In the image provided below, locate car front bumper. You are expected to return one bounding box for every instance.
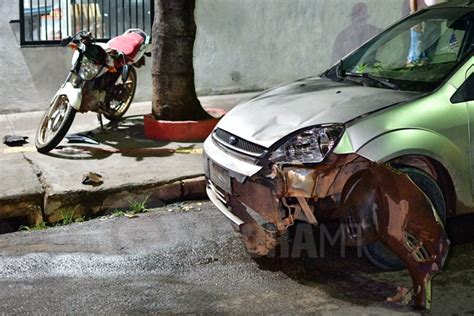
[203,136,368,235]
[203,134,450,309]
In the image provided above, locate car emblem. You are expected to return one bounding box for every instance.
[228,136,238,146]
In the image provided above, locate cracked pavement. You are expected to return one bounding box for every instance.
[0,95,258,228]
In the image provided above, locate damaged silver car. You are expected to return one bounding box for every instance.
[204,1,474,309]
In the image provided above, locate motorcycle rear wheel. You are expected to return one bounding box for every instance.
[35,95,76,154]
[104,66,137,121]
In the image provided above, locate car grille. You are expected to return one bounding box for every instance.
[213,128,266,157]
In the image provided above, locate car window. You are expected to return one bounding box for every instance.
[343,9,474,91]
[432,25,465,62]
[452,72,474,103]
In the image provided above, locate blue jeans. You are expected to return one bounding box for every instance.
[407,28,427,63]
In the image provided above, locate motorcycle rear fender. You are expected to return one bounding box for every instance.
[55,82,82,111]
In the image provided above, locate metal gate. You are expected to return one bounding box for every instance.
[19,0,154,46]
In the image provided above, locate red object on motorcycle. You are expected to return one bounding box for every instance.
[68,43,78,50]
[107,33,144,61]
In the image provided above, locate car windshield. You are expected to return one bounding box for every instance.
[332,8,474,92]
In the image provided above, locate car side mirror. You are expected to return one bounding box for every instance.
[451,73,474,103]
[468,74,474,101]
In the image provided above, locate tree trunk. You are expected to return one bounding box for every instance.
[151,0,211,121]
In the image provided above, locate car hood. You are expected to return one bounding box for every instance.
[216,77,421,148]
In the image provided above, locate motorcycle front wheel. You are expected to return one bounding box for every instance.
[35,95,76,153]
[104,66,137,121]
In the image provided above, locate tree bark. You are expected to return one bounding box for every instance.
[151,0,211,121]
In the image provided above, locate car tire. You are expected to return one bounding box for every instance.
[363,166,447,270]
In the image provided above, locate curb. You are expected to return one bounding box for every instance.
[45,175,207,223]
[1,176,208,226]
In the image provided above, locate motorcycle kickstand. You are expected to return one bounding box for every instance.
[97,113,105,132]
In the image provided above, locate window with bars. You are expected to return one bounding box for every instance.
[19,0,154,46]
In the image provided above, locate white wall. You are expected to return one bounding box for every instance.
[194,0,406,95]
[1,0,407,113]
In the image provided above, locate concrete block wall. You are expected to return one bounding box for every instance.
[1,0,407,113]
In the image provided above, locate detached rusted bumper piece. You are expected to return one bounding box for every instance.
[206,154,449,309]
[340,165,449,309]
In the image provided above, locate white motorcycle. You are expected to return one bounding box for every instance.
[35,29,151,153]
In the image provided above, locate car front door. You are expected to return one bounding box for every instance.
[452,60,474,200]
[465,65,474,197]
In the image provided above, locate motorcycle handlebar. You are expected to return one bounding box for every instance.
[60,30,93,47]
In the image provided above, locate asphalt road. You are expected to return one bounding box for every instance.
[0,201,473,314]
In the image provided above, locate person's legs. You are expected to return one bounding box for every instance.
[408,27,422,63]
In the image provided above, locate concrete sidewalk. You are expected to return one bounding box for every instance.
[0,93,257,229]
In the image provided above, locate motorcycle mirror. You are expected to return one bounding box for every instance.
[60,36,73,47]
[122,64,129,82]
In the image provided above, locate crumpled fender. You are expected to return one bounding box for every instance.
[53,82,82,111]
[340,165,450,309]
[355,128,470,208]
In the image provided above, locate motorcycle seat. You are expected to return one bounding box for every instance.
[107,33,144,60]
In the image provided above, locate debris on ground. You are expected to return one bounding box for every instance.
[82,172,104,186]
[386,287,414,305]
[66,134,99,145]
[196,256,219,265]
[166,201,203,212]
[3,135,28,147]
[181,205,194,212]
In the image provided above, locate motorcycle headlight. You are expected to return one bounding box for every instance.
[269,126,344,164]
[78,57,102,80]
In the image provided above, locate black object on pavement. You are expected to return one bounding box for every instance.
[3,135,28,147]
[82,172,104,186]
[66,134,99,145]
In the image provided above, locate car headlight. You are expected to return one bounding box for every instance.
[269,126,344,164]
[78,57,102,80]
